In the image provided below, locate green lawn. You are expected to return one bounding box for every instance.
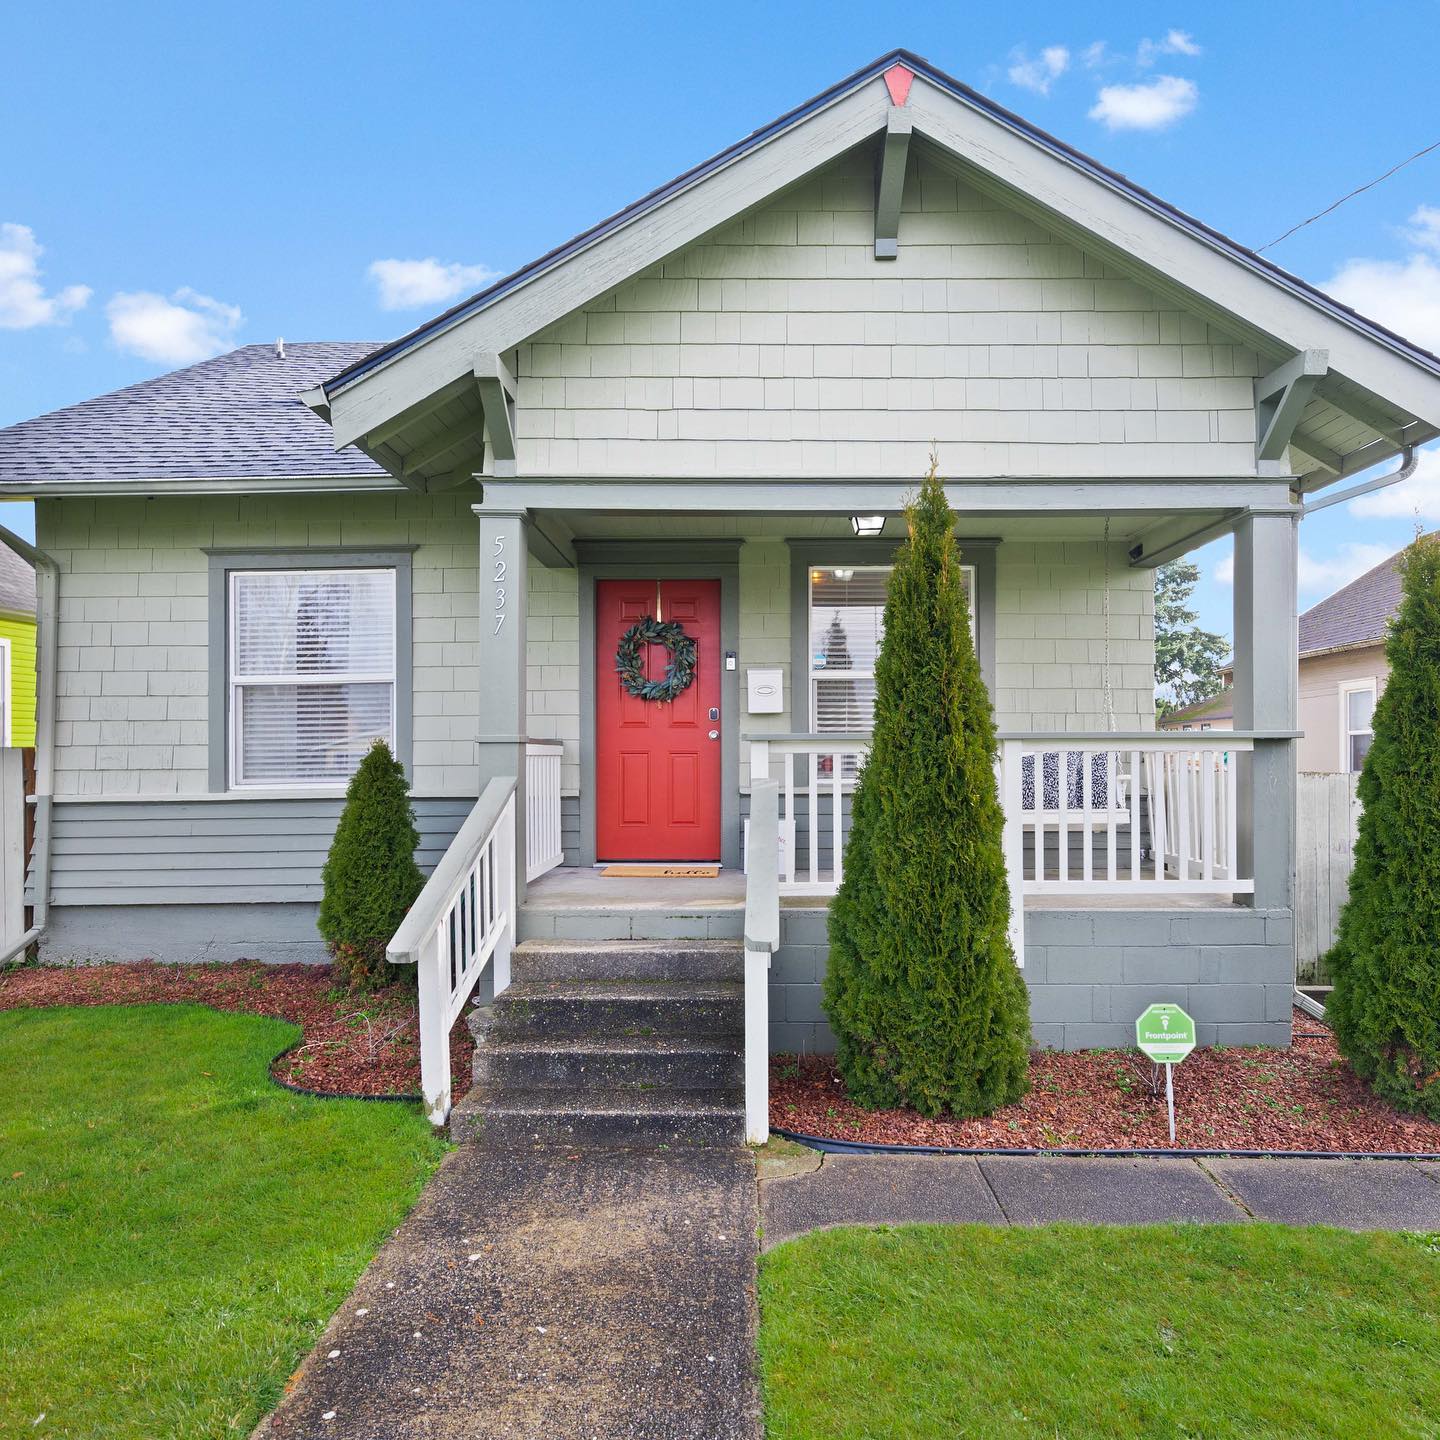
[0,1004,445,1439]
[761,1223,1440,1439]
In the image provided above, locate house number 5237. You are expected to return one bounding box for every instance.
[492,534,507,635]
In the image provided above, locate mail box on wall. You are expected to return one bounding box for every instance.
[746,668,783,714]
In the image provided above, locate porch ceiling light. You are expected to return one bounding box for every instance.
[850,515,885,537]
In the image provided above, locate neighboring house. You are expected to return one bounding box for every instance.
[1158,689,1235,734]
[0,543,37,747]
[2,52,1439,1127]
[1295,542,1420,773]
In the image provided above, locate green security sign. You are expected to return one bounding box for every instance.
[1135,1003,1196,1064]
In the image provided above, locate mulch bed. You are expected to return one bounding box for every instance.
[0,961,473,1104]
[772,1012,1440,1154]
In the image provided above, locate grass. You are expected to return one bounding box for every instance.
[0,1004,446,1439]
[760,1223,1440,1439]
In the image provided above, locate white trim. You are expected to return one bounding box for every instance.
[0,636,12,748]
[1337,676,1378,774]
[227,567,398,791]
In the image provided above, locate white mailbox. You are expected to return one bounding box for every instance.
[746,668,783,714]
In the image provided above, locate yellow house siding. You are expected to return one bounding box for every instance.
[0,612,37,746]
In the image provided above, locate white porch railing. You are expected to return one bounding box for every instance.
[749,734,869,896]
[387,777,517,1125]
[743,778,781,1144]
[525,739,564,882]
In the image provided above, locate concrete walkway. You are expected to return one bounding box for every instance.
[760,1151,1440,1247]
[259,1145,760,1440]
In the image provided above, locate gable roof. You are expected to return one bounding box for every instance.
[314,48,1440,486]
[1297,539,1429,657]
[0,544,35,619]
[1159,688,1235,727]
[0,343,390,491]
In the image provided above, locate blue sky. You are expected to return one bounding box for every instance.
[3,1,1439,643]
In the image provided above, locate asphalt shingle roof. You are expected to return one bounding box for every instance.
[1296,540,1427,657]
[0,544,35,618]
[0,343,388,485]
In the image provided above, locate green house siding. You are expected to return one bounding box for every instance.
[0,613,37,746]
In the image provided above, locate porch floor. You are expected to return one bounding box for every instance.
[523,868,1244,912]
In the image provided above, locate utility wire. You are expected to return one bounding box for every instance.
[1256,138,1440,252]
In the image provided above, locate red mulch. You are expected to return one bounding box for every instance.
[0,961,473,1104]
[772,1013,1440,1154]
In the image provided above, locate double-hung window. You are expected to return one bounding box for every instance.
[1340,680,1376,774]
[807,564,976,732]
[229,568,396,788]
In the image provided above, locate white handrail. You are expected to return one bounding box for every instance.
[743,778,780,1145]
[525,739,564,882]
[388,776,517,1125]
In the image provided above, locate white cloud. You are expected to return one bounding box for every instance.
[1403,204,1440,252]
[1138,29,1202,66]
[106,288,242,365]
[367,257,501,310]
[0,223,91,330]
[1324,251,1440,357]
[1089,75,1198,131]
[1008,45,1070,96]
[1214,540,1395,597]
[1080,41,1109,69]
[1349,445,1440,522]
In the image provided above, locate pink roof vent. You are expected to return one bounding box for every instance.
[883,63,914,107]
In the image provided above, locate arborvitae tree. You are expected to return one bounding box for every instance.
[318,740,425,991]
[823,461,1032,1116]
[1326,533,1440,1117]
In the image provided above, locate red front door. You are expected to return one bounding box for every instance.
[596,578,722,862]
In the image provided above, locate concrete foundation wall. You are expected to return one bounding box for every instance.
[769,904,1295,1054]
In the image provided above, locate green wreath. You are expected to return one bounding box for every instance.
[615,615,698,703]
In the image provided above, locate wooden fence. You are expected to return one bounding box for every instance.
[0,750,28,954]
[1295,772,1362,983]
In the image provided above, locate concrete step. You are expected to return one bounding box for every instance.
[510,939,744,984]
[451,1086,745,1148]
[517,906,743,943]
[473,1034,744,1092]
[491,979,743,1042]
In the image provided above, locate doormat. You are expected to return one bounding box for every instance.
[600,863,721,879]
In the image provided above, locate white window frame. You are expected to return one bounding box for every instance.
[807,562,976,733]
[227,567,397,792]
[1338,677,1378,774]
[0,636,11,748]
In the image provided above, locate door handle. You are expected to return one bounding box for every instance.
[708,730,719,740]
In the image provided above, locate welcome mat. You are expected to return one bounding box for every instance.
[600,863,721,879]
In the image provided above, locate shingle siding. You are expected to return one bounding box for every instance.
[514,150,1260,479]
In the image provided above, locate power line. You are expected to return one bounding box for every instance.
[1256,138,1440,253]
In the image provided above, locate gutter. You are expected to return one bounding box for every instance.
[0,521,57,963]
[1301,445,1418,516]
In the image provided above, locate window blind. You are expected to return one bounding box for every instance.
[230,569,396,786]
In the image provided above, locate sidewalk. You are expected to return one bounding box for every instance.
[259,1145,760,1440]
[760,1151,1440,1247]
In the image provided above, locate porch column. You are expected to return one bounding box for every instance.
[476,506,530,897]
[1231,510,1299,910]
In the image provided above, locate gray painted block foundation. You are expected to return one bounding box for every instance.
[41,902,330,965]
[769,904,1296,1054]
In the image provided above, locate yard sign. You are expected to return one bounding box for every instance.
[1135,1003,1196,1144]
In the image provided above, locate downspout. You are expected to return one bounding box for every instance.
[1301,445,1418,516]
[0,520,57,963]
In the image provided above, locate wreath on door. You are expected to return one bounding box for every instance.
[615,615,698,703]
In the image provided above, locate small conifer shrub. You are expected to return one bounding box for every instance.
[318,740,425,991]
[1326,533,1440,1117]
[823,460,1032,1117]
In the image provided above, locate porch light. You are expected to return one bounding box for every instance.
[850,515,885,537]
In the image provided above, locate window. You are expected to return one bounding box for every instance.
[808,564,975,732]
[229,568,396,788]
[1340,681,1376,773]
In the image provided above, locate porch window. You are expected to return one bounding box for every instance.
[228,568,396,787]
[807,564,975,732]
[1340,681,1376,773]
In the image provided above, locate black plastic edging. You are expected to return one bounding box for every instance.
[268,1040,423,1105]
[772,1126,1440,1163]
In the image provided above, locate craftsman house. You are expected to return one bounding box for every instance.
[2,52,1438,1137]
